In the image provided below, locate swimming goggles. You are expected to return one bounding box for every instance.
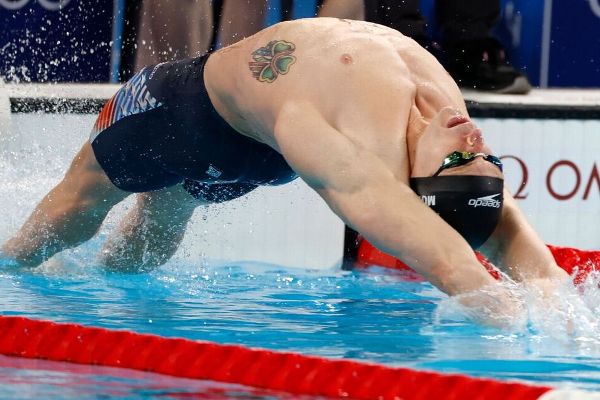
[433,151,503,176]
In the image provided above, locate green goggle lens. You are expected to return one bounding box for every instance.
[433,151,503,176]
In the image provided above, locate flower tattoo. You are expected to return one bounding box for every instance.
[248,40,297,83]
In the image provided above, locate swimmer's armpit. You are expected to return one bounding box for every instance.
[248,40,297,83]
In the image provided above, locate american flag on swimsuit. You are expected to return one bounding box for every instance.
[89,67,163,142]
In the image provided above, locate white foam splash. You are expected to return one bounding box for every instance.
[435,272,600,355]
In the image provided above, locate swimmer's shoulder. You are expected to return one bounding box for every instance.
[212,18,412,61]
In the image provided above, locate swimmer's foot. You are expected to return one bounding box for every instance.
[443,37,532,95]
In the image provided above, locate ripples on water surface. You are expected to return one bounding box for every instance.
[1,259,600,397]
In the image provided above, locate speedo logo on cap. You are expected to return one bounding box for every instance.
[468,193,501,208]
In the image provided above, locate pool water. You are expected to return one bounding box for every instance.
[1,257,600,397]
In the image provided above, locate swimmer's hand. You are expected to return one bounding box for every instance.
[523,276,600,337]
[453,284,527,330]
[455,277,600,335]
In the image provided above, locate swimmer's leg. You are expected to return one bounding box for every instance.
[99,184,200,272]
[99,181,258,272]
[1,142,130,267]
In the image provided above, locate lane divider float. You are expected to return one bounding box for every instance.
[0,315,563,400]
[354,238,599,285]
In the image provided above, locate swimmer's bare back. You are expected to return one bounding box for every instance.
[204,17,466,168]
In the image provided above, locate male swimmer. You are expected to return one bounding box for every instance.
[2,18,568,325]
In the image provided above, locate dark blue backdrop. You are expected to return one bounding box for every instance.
[422,0,600,87]
[0,0,113,82]
[546,0,600,87]
[2,0,598,87]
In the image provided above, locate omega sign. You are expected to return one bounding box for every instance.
[501,155,600,201]
[0,0,71,10]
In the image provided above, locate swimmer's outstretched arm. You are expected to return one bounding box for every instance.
[479,189,569,282]
[274,102,498,297]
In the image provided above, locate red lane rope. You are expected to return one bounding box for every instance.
[0,316,551,400]
[356,239,600,285]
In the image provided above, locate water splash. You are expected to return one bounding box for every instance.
[435,273,600,357]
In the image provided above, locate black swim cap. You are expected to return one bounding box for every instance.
[409,176,504,249]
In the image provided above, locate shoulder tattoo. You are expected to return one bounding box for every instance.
[248,40,297,83]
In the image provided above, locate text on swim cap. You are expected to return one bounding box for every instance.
[420,195,436,206]
[468,193,501,208]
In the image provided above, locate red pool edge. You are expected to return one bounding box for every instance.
[345,226,600,285]
[0,315,553,400]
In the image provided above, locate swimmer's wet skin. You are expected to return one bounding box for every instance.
[1,18,571,328]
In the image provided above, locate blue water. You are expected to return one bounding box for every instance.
[2,257,600,398]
